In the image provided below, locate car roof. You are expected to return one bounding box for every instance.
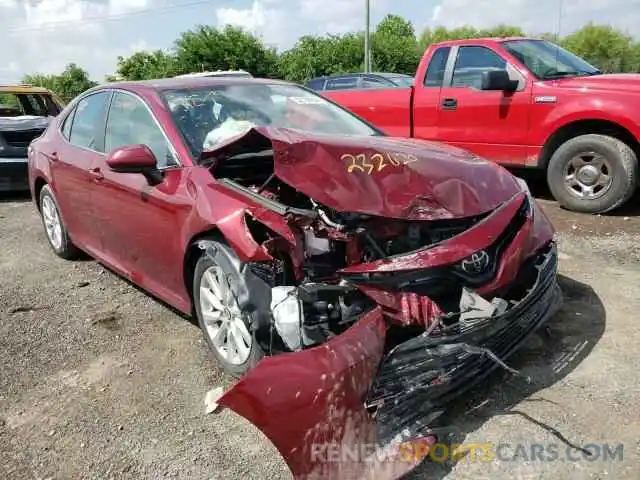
[372,72,412,78]
[0,84,54,94]
[96,76,293,95]
[309,72,406,81]
[432,36,538,47]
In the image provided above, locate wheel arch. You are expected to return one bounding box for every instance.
[33,176,48,211]
[182,227,223,311]
[539,119,640,170]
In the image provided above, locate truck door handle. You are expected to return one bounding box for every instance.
[89,167,104,181]
[441,98,458,110]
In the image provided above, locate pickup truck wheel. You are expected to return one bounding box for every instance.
[547,134,638,214]
[193,244,264,378]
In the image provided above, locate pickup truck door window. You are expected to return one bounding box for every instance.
[51,91,111,256]
[413,46,451,140]
[435,45,531,165]
[91,91,186,306]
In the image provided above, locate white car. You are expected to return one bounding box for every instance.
[175,70,253,79]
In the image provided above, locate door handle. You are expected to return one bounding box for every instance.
[89,167,104,181]
[47,151,59,162]
[441,98,458,110]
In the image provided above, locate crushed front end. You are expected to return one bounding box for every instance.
[201,127,562,479]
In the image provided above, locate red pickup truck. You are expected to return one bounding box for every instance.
[324,37,640,214]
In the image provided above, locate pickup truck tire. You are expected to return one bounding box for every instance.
[547,134,638,214]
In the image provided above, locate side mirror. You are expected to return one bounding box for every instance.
[481,70,518,92]
[106,144,163,185]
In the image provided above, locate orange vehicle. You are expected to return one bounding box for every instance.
[0,84,64,192]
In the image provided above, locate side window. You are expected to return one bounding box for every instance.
[68,91,110,150]
[61,108,75,140]
[361,77,389,89]
[424,47,451,87]
[326,76,359,90]
[451,46,506,89]
[105,92,177,168]
[306,78,326,91]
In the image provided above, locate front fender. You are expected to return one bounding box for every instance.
[217,308,435,479]
[534,96,640,146]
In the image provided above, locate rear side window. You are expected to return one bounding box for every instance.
[361,76,390,89]
[326,76,359,90]
[451,46,506,88]
[424,47,451,87]
[306,78,326,91]
[68,91,110,151]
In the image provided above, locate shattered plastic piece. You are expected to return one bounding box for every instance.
[458,287,497,323]
[204,386,225,414]
[271,286,303,351]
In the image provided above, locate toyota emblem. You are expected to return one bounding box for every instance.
[460,250,490,274]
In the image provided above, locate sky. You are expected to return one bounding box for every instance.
[0,0,638,83]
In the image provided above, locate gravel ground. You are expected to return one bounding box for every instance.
[1,184,639,480]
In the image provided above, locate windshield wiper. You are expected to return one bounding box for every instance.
[542,69,601,80]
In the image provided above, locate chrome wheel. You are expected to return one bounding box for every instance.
[42,195,63,250]
[199,266,252,365]
[563,152,612,199]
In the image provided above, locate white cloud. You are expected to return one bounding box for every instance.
[215,0,390,48]
[2,0,639,83]
[0,0,150,82]
[430,0,639,36]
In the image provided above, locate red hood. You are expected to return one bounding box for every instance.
[206,126,522,220]
[552,73,640,93]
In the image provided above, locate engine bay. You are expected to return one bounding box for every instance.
[208,148,501,354]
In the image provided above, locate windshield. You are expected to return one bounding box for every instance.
[162,83,379,157]
[502,39,600,80]
[389,76,415,87]
[0,92,61,118]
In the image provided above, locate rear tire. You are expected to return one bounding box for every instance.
[193,242,264,378]
[39,184,81,260]
[547,134,638,214]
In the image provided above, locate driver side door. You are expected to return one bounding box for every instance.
[90,90,188,307]
[434,45,532,166]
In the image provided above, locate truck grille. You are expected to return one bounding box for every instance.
[1,129,45,148]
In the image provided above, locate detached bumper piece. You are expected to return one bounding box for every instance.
[367,243,562,445]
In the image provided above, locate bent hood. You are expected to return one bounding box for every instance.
[205,126,522,220]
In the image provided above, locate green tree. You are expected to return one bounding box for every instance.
[562,23,638,72]
[115,50,178,81]
[22,63,97,102]
[372,14,421,74]
[174,25,278,77]
[278,33,364,83]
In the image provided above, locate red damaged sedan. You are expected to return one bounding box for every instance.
[28,77,561,478]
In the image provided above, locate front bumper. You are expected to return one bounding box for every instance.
[0,157,29,192]
[369,242,562,444]
[216,243,562,479]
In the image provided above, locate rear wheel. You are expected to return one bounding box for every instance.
[547,134,638,214]
[193,243,263,378]
[39,184,80,259]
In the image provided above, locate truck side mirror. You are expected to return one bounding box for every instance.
[481,70,518,92]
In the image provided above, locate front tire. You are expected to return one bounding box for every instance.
[193,244,263,378]
[39,184,80,259]
[547,134,638,214]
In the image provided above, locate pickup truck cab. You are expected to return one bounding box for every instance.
[324,38,640,214]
